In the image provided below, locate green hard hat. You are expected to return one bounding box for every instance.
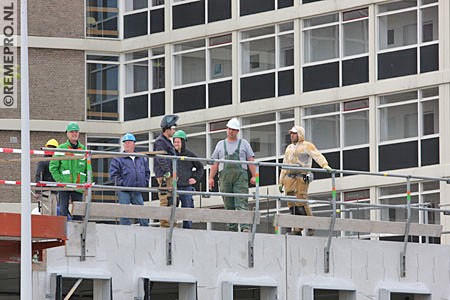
[66,122,80,132]
[173,130,187,140]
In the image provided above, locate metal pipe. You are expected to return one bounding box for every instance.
[20,0,32,298]
[81,151,93,261]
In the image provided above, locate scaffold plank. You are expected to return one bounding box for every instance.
[72,202,259,225]
[274,214,442,237]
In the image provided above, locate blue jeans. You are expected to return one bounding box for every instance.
[178,186,194,229]
[58,191,83,221]
[118,191,149,226]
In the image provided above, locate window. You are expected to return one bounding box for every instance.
[172,0,231,29]
[303,285,356,300]
[378,181,440,243]
[52,274,112,299]
[86,0,118,38]
[239,0,293,17]
[173,35,232,112]
[303,8,369,92]
[139,278,197,300]
[86,54,119,121]
[303,99,370,178]
[377,0,438,79]
[222,282,277,300]
[124,48,166,121]
[123,0,164,38]
[240,22,294,102]
[378,87,439,171]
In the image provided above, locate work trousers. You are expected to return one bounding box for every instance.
[178,186,195,229]
[283,176,312,233]
[219,168,249,232]
[157,176,174,227]
[58,191,83,221]
[117,191,149,226]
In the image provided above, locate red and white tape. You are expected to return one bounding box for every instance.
[0,180,93,189]
[0,147,86,157]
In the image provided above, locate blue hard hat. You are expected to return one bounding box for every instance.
[122,133,136,142]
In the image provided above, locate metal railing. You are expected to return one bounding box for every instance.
[2,146,450,275]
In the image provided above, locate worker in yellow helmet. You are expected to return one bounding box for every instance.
[34,138,59,215]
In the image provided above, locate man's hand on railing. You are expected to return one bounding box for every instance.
[250,176,256,185]
[323,165,333,172]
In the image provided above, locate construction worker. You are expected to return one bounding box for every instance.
[279,126,332,236]
[49,122,89,220]
[172,130,204,229]
[35,139,59,215]
[208,118,257,232]
[109,133,150,226]
[153,114,178,227]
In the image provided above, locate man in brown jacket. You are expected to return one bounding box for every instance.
[279,126,332,235]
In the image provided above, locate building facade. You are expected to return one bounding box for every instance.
[0,0,449,243]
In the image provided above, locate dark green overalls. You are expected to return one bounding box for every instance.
[219,139,250,232]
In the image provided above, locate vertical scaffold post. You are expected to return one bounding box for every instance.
[400,176,412,277]
[81,151,93,261]
[324,171,337,273]
[248,162,260,268]
[166,157,178,265]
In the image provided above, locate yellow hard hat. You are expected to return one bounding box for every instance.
[45,139,59,148]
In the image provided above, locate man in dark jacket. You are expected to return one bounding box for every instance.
[153,114,178,227]
[110,133,150,226]
[172,130,204,229]
[35,138,59,215]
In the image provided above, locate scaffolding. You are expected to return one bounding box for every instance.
[1,146,449,277]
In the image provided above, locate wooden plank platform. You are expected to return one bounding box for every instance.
[73,203,259,225]
[274,214,442,237]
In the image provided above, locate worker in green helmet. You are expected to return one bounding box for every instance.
[49,122,89,220]
[172,130,204,229]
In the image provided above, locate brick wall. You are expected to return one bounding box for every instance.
[0,131,86,203]
[0,48,85,121]
[29,0,84,38]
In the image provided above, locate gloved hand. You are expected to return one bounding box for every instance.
[163,172,171,179]
[278,184,284,193]
[323,166,333,172]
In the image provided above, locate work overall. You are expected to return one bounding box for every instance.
[219,140,250,232]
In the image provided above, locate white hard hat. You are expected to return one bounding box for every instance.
[289,126,298,133]
[226,118,240,130]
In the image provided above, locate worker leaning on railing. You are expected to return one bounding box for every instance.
[153,114,179,228]
[279,125,332,236]
[49,122,90,220]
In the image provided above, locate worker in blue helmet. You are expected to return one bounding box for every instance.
[153,114,179,227]
[109,133,150,226]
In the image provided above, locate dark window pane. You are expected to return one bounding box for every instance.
[150,8,164,34]
[278,0,293,8]
[303,0,323,3]
[312,151,340,180]
[240,0,274,16]
[343,147,369,174]
[150,91,165,117]
[342,56,369,86]
[421,138,439,166]
[420,44,438,73]
[240,73,275,102]
[303,62,339,92]
[278,69,294,96]
[124,94,148,121]
[173,85,206,112]
[124,11,148,38]
[378,48,417,80]
[379,141,418,171]
[209,80,232,108]
[172,0,205,29]
[208,0,231,22]
[258,159,276,186]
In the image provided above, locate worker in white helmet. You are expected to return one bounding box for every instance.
[209,118,257,232]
